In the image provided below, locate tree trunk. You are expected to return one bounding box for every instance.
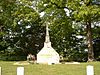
[86,21,94,62]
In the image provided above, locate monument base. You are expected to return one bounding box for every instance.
[37,42,59,64]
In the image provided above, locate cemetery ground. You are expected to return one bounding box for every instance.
[0,61,100,75]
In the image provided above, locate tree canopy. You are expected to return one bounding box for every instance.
[0,0,100,61]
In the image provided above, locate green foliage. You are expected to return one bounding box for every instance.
[0,0,45,60]
[67,0,100,61]
[67,0,100,22]
[0,0,100,61]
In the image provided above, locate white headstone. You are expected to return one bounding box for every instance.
[86,65,94,75]
[17,67,24,75]
[0,67,1,75]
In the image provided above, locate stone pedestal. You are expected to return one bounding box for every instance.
[37,42,59,64]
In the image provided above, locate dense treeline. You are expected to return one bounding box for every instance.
[0,0,100,61]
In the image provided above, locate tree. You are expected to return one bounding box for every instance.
[36,0,100,61]
[36,0,74,57]
[0,0,45,60]
[67,0,100,61]
[36,0,88,62]
[0,0,16,55]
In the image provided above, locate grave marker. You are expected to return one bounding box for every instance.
[17,67,24,75]
[0,67,1,75]
[87,65,94,75]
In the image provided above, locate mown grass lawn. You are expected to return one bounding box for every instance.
[0,61,100,75]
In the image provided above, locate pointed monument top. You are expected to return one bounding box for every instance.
[45,23,50,43]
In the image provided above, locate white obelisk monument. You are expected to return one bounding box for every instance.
[37,23,60,64]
